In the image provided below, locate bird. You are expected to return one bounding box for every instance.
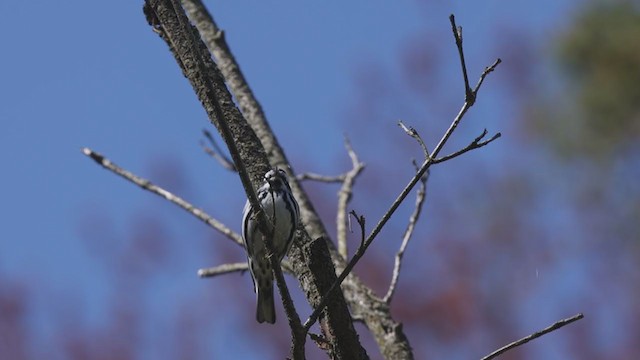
[242,169,299,323]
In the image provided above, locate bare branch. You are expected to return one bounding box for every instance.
[200,129,237,171]
[303,210,367,333]
[382,122,432,303]
[450,14,501,105]
[144,3,306,355]
[481,313,584,360]
[295,137,365,261]
[473,58,502,98]
[296,173,345,183]
[398,120,430,159]
[450,14,474,104]
[359,28,499,261]
[198,262,247,278]
[82,147,243,246]
[383,161,428,303]
[181,1,370,357]
[432,129,502,164]
[337,137,365,260]
[198,259,295,279]
[303,16,501,332]
[350,210,366,249]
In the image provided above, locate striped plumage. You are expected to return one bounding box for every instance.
[242,169,299,324]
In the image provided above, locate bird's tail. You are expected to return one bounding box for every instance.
[256,283,276,324]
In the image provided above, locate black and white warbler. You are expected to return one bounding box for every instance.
[242,169,300,324]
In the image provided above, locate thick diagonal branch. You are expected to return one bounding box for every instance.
[181,1,369,358]
[144,1,305,357]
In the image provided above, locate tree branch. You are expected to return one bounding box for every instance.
[450,14,474,104]
[303,14,501,332]
[144,2,305,357]
[398,120,430,158]
[297,173,345,183]
[360,24,500,273]
[198,259,295,278]
[481,313,584,360]
[337,137,365,260]
[381,123,431,303]
[176,4,499,360]
[303,211,367,333]
[180,1,368,358]
[295,137,365,261]
[432,128,501,164]
[198,262,247,278]
[200,129,236,171]
[82,147,243,246]
[383,160,428,303]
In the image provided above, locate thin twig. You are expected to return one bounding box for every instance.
[351,211,366,249]
[450,14,473,104]
[398,120,430,158]
[302,15,502,331]
[481,313,584,360]
[82,147,243,246]
[471,59,501,100]
[383,123,431,303]
[201,129,236,171]
[383,121,432,302]
[198,262,247,277]
[383,161,428,303]
[450,14,501,105]
[296,173,345,183]
[296,137,365,261]
[433,129,501,164]
[337,137,365,260]
[198,259,294,278]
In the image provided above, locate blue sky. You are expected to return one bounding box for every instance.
[1,1,590,358]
